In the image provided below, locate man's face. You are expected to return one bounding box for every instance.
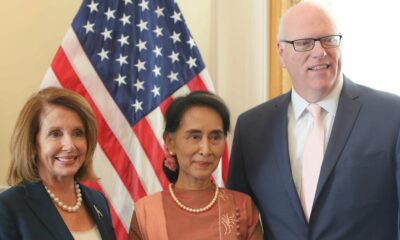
[278,7,342,102]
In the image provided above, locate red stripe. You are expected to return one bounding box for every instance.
[110,205,129,240]
[82,181,128,240]
[159,96,173,116]
[51,47,146,201]
[187,74,208,91]
[133,118,169,189]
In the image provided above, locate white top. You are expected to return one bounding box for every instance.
[70,225,102,240]
[288,77,343,195]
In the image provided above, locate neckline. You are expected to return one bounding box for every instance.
[168,183,219,213]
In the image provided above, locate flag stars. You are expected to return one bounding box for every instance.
[187,37,196,49]
[136,39,147,52]
[123,0,133,6]
[151,85,161,97]
[155,6,165,18]
[171,11,182,23]
[168,51,179,63]
[101,28,112,40]
[153,46,163,58]
[153,26,163,37]
[97,48,109,61]
[133,79,145,92]
[138,0,150,11]
[136,19,148,32]
[134,59,146,72]
[117,34,129,47]
[167,71,179,82]
[186,57,197,69]
[152,65,161,77]
[87,0,99,13]
[170,31,181,43]
[116,54,128,66]
[132,99,143,112]
[119,14,131,26]
[83,21,95,34]
[104,8,116,20]
[114,74,127,87]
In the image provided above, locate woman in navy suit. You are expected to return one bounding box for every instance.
[0,87,116,240]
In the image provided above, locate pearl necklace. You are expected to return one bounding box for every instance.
[44,182,82,213]
[168,183,219,213]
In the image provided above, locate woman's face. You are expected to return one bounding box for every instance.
[165,106,226,186]
[36,104,87,184]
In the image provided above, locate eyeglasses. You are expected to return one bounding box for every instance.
[280,35,342,52]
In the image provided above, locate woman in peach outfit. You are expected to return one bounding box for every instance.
[129,91,263,240]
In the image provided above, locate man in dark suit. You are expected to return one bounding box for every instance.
[227,2,400,239]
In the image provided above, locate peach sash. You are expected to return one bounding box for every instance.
[135,192,168,240]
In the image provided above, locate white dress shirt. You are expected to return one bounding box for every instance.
[288,77,343,195]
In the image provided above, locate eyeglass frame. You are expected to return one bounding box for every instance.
[280,34,342,52]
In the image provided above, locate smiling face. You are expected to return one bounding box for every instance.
[164,106,226,187]
[278,3,342,103]
[36,104,87,184]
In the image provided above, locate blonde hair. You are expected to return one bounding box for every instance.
[7,87,98,186]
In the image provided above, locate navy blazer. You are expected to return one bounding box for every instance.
[228,76,400,239]
[0,181,116,240]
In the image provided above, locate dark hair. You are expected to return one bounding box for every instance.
[163,91,230,182]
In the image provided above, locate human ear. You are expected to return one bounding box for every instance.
[163,132,176,153]
[277,42,287,68]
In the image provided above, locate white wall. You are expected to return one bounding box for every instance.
[0,1,82,186]
[306,0,400,95]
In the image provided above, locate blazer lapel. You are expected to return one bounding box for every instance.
[80,185,110,239]
[272,93,307,223]
[24,182,73,240]
[314,78,361,204]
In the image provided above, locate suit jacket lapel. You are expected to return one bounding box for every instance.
[24,182,73,240]
[272,93,307,223]
[314,78,361,204]
[80,185,110,239]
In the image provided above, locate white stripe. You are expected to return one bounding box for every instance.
[41,68,61,88]
[59,27,163,194]
[94,146,134,232]
[212,160,225,187]
[146,107,165,151]
[145,83,193,151]
[199,69,215,92]
[172,84,191,97]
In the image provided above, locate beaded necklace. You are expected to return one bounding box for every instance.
[168,183,219,213]
[44,182,82,213]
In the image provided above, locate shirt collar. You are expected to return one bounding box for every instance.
[291,75,343,120]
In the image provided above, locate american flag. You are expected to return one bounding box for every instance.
[41,0,229,239]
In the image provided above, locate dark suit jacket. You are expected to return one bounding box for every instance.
[228,76,400,239]
[0,181,116,240]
